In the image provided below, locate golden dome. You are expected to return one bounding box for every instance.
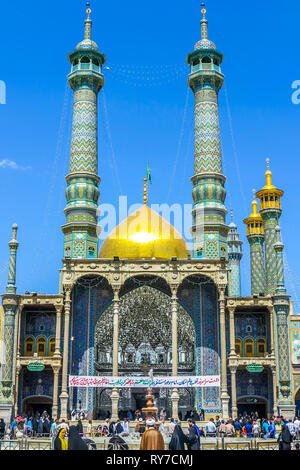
[243,192,264,236]
[256,159,283,212]
[99,204,190,260]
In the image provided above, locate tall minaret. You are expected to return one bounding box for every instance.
[256,159,283,294]
[186,3,228,260]
[62,3,106,259]
[243,192,266,295]
[0,224,19,421]
[228,212,243,297]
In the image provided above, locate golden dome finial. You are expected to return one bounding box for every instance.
[84,2,92,40]
[143,178,148,206]
[251,190,259,216]
[265,157,273,187]
[200,2,208,39]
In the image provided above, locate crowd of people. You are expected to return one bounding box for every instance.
[0,410,300,451]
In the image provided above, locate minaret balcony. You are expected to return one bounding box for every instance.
[71,63,101,73]
[191,62,221,74]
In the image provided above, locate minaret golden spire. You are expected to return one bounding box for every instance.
[84,2,92,40]
[143,178,148,206]
[251,189,259,216]
[201,3,208,39]
[265,157,273,188]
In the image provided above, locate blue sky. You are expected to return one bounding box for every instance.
[0,0,300,305]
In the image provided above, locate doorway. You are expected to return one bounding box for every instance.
[237,399,267,418]
[23,396,53,417]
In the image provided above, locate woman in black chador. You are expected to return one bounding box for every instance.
[278,425,293,451]
[68,426,88,451]
[169,424,187,451]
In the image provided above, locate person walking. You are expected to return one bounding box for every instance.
[244,421,253,438]
[278,425,293,450]
[286,419,296,438]
[140,419,165,450]
[253,420,259,438]
[115,419,123,435]
[68,426,88,450]
[225,420,235,437]
[186,420,200,450]
[51,419,58,449]
[38,416,44,437]
[168,418,176,436]
[169,424,187,451]
[54,428,68,451]
[262,420,270,439]
[206,418,217,437]
[77,419,84,437]
[218,420,226,438]
[294,417,300,439]
[269,420,276,439]
[0,419,5,440]
[122,418,130,434]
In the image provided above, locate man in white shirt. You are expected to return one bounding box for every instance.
[206,419,217,436]
[122,418,130,434]
[286,419,296,437]
[294,417,300,439]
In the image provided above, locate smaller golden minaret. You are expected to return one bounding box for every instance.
[256,159,284,294]
[243,191,266,295]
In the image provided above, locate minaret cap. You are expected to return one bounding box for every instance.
[243,190,264,236]
[75,2,99,51]
[256,158,284,211]
[194,3,216,50]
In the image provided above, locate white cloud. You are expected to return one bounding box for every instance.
[0,159,31,170]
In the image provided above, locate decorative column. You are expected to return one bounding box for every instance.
[268,307,275,357]
[256,160,283,295]
[271,365,278,416]
[111,289,120,421]
[54,305,63,357]
[14,364,21,416]
[186,4,229,260]
[52,365,61,420]
[228,307,236,357]
[59,287,72,419]
[243,192,266,295]
[219,288,229,418]
[229,365,238,418]
[272,225,295,417]
[62,4,105,259]
[171,289,179,420]
[0,224,19,422]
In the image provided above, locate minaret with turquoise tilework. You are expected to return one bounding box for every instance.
[227,213,243,297]
[256,159,283,294]
[0,224,19,421]
[243,192,266,295]
[186,3,228,260]
[273,228,294,414]
[6,224,19,295]
[62,3,106,259]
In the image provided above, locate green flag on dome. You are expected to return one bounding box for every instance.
[147,162,152,184]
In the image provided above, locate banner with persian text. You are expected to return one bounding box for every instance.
[69,375,220,388]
